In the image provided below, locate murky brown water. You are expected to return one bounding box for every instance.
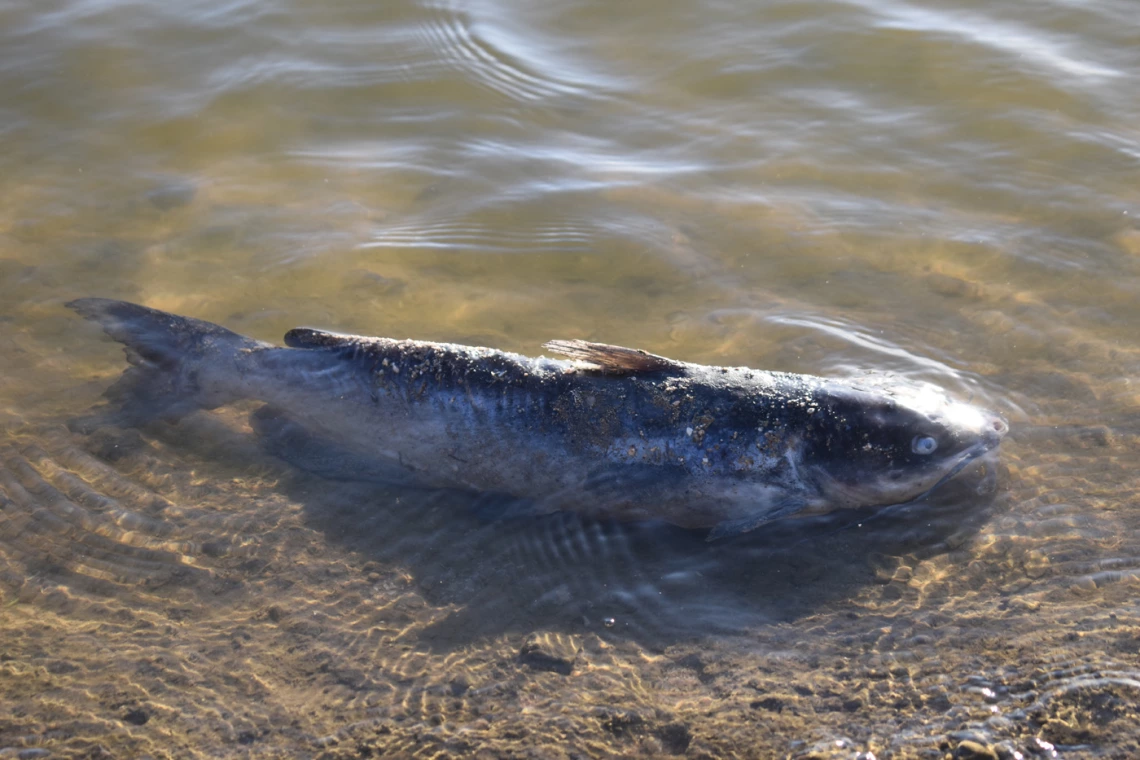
[3,0,1140,758]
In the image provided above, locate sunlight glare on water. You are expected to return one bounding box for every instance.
[1,0,1140,757]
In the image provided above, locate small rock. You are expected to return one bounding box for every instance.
[945,531,972,550]
[655,723,691,755]
[926,272,984,299]
[926,693,953,711]
[82,427,146,462]
[596,708,644,737]
[792,736,857,759]
[749,696,785,712]
[518,632,580,675]
[17,750,53,760]
[1071,425,1113,448]
[343,269,406,298]
[1025,737,1057,757]
[122,708,150,725]
[992,741,1022,760]
[146,178,197,210]
[955,740,999,760]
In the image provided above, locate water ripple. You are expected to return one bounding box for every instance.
[361,216,596,252]
[0,427,209,591]
[417,0,605,104]
[846,0,1122,82]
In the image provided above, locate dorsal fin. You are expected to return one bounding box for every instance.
[284,327,359,349]
[543,339,682,375]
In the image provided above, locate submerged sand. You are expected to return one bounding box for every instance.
[1,390,1138,759]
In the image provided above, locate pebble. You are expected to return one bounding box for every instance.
[518,632,581,675]
[954,740,999,760]
[1025,737,1057,758]
[655,722,692,755]
[992,741,1024,760]
[145,177,197,210]
[949,730,992,746]
[122,708,150,725]
[925,272,985,299]
[1069,576,1097,593]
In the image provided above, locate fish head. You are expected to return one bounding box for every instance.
[800,380,1008,511]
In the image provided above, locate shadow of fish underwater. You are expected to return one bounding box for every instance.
[68,299,1008,540]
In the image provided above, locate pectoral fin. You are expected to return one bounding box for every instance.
[706,496,808,541]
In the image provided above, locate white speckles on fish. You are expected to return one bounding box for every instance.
[68,299,1008,539]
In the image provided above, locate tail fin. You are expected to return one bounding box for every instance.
[68,298,263,428]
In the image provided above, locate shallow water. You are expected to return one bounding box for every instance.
[2,0,1140,758]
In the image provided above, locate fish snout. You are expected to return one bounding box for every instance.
[984,415,1009,446]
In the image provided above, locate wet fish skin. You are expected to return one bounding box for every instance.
[68,298,1007,538]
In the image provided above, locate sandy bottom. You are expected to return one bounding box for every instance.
[1,399,1139,760]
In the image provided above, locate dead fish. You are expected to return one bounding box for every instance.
[68,298,1008,540]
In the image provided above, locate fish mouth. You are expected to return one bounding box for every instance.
[905,422,1007,505]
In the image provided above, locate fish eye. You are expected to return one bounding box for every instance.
[912,435,938,455]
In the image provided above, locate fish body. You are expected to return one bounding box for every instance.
[69,299,1008,538]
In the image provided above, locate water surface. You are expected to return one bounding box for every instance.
[2,0,1140,757]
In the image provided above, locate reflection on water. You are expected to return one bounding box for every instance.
[2,0,1140,756]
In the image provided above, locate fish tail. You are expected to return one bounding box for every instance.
[68,298,263,427]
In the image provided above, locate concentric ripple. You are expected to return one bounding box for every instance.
[416,0,604,104]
